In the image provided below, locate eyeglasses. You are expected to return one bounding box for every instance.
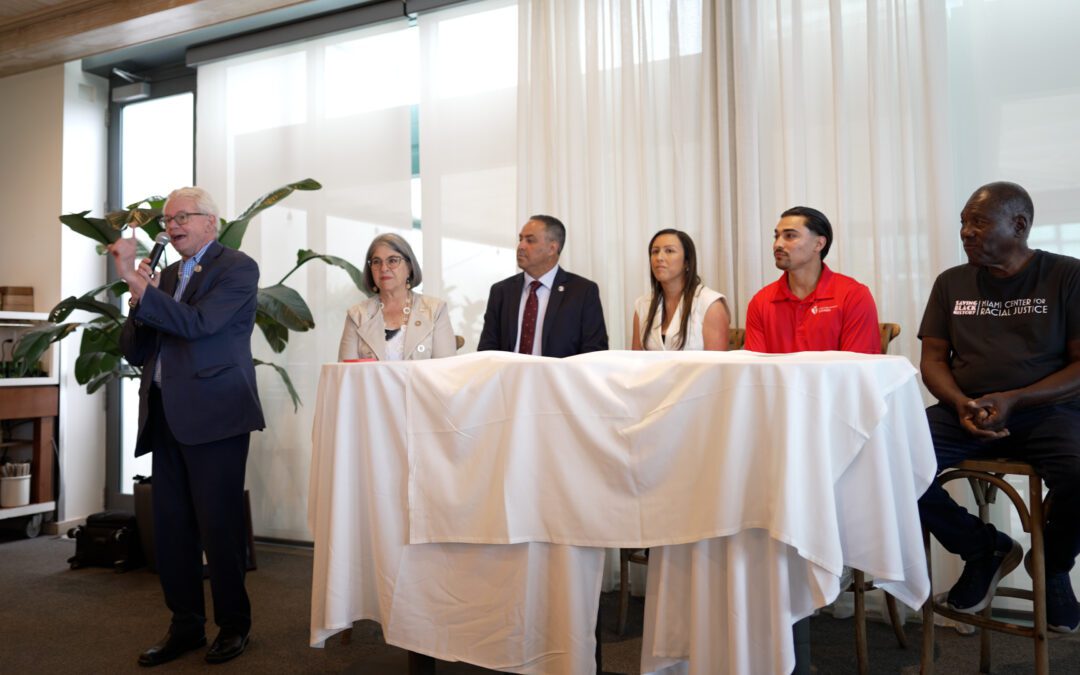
[368,256,405,269]
[159,212,209,227]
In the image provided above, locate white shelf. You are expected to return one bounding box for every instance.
[0,310,49,325]
[0,376,59,387]
[0,310,59,386]
[0,500,55,520]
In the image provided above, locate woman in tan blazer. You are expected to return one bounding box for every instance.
[337,233,456,361]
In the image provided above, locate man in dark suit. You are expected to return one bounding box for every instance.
[109,187,265,667]
[478,215,608,356]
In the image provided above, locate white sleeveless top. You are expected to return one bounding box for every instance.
[634,284,725,351]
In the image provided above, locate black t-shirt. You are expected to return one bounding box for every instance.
[918,250,1080,398]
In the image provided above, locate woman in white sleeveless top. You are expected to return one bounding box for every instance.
[631,229,730,351]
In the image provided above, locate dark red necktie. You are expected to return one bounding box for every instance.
[518,280,542,354]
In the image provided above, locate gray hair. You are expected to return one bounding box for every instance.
[363,232,422,294]
[164,187,220,219]
[528,214,566,254]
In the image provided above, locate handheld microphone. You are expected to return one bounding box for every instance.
[148,233,171,277]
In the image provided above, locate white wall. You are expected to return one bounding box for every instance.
[0,67,63,302]
[0,63,109,526]
[58,62,109,525]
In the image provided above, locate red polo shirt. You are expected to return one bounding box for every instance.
[744,264,880,354]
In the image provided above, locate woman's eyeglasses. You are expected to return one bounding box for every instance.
[368,256,405,269]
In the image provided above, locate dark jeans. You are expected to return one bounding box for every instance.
[147,385,252,637]
[918,401,1080,574]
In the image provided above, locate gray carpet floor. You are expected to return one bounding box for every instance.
[1,532,1078,674]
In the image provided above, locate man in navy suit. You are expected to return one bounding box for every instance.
[110,187,265,667]
[478,215,608,356]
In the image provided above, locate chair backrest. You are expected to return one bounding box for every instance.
[879,323,901,355]
[728,327,745,351]
[455,335,465,351]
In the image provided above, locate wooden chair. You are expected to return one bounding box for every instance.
[879,322,901,356]
[616,326,746,634]
[920,460,1048,675]
[728,327,745,350]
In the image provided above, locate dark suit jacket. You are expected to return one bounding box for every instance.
[120,241,266,454]
[477,267,608,357]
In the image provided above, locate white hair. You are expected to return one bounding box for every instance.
[164,187,220,219]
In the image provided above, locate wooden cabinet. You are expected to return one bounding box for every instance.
[0,385,58,503]
[0,312,59,531]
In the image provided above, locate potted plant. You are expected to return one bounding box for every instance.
[13,179,363,409]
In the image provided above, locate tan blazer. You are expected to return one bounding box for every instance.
[337,292,456,361]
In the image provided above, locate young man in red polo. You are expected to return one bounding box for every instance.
[743,205,881,673]
[745,206,880,354]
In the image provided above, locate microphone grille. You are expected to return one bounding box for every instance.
[154,232,171,244]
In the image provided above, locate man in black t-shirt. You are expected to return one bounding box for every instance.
[918,181,1080,633]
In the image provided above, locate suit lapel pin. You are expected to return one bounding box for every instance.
[194,264,203,273]
[558,285,564,292]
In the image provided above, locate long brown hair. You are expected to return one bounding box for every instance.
[641,229,701,350]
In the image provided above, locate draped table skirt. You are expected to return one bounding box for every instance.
[308,350,935,674]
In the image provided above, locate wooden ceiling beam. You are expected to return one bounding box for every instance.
[0,0,316,79]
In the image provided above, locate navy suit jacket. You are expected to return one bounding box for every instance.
[477,267,608,357]
[120,241,265,454]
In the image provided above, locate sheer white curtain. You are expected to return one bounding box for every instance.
[519,0,723,348]
[198,21,419,539]
[519,0,952,359]
[418,0,519,349]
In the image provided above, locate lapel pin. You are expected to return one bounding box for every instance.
[194,264,203,273]
[558,285,565,292]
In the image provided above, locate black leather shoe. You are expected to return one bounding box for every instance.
[138,631,207,667]
[205,630,249,664]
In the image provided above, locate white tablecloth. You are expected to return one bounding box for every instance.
[308,350,935,674]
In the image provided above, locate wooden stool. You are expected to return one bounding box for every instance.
[851,570,908,673]
[920,459,1048,675]
[617,547,648,634]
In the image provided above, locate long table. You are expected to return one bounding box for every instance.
[308,350,936,674]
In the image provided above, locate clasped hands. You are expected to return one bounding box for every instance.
[958,392,1016,440]
[107,233,159,304]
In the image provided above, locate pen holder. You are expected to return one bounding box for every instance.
[1,474,31,508]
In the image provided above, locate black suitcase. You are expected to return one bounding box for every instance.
[67,510,146,572]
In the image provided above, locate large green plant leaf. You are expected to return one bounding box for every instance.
[81,279,129,302]
[61,211,120,246]
[50,292,124,324]
[257,285,314,332]
[71,318,129,387]
[255,314,290,353]
[10,323,79,376]
[74,352,121,386]
[100,195,167,241]
[126,196,167,211]
[254,359,302,411]
[94,240,151,258]
[80,319,123,356]
[218,178,322,250]
[282,249,366,291]
[84,369,119,394]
